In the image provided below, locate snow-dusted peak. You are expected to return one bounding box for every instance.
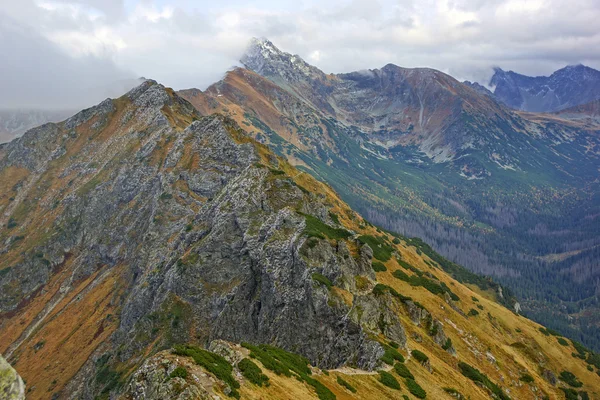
[240,37,325,83]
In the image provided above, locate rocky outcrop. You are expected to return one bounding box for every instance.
[0,355,24,400]
[0,81,392,398]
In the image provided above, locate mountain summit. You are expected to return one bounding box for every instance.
[490,64,600,112]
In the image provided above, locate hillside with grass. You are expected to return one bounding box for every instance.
[0,80,598,400]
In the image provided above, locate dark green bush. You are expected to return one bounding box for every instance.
[303,213,352,240]
[559,388,579,400]
[557,337,569,346]
[241,343,334,400]
[442,338,453,351]
[405,378,426,398]
[336,376,356,393]
[372,284,388,296]
[519,373,534,383]
[381,345,405,365]
[358,235,394,261]
[458,361,509,400]
[372,261,387,272]
[411,350,429,363]
[388,341,399,349]
[378,371,400,390]
[238,358,269,387]
[393,362,414,379]
[173,345,239,398]
[468,309,480,317]
[559,370,583,387]
[169,366,188,380]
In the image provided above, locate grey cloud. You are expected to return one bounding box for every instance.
[0,14,136,109]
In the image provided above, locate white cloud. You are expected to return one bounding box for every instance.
[0,0,599,109]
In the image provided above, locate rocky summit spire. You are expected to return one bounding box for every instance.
[240,37,325,83]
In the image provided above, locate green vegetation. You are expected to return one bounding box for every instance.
[557,337,569,346]
[405,378,427,398]
[519,373,534,383]
[95,353,123,399]
[169,366,188,380]
[392,268,459,299]
[458,362,509,400]
[372,261,387,272]
[173,344,240,398]
[358,235,394,261]
[336,376,356,393]
[558,370,583,388]
[468,309,480,317]
[560,388,589,400]
[302,213,352,240]
[393,362,414,379]
[471,296,479,302]
[381,344,405,365]
[241,343,335,400]
[328,212,340,225]
[378,370,400,390]
[238,358,269,387]
[411,350,429,364]
[312,273,333,290]
[388,341,399,349]
[442,338,453,351]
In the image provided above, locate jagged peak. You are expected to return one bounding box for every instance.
[240,37,325,82]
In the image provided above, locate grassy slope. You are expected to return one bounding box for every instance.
[1,85,598,399]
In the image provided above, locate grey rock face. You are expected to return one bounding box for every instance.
[0,81,393,398]
[0,355,25,400]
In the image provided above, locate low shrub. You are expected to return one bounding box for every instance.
[411,350,429,363]
[381,345,405,365]
[372,262,387,272]
[241,343,334,400]
[358,235,394,261]
[378,371,400,390]
[467,309,479,317]
[519,373,534,383]
[336,376,356,393]
[173,345,239,398]
[393,362,414,379]
[559,370,583,388]
[405,378,426,398]
[458,361,509,400]
[238,358,269,387]
[169,366,188,380]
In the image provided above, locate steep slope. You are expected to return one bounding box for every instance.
[490,65,600,112]
[2,80,599,400]
[179,39,600,353]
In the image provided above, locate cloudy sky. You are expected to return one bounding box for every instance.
[1,0,599,109]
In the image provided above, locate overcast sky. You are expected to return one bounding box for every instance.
[1,0,599,109]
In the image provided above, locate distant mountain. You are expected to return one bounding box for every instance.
[0,109,75,144]
[490,64,600,112]
[462,80,492,96]
[180,38,600,352]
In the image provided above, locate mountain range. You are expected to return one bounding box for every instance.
[179,38,600,352]
[489,65,600,112]
[1,38,600,399]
